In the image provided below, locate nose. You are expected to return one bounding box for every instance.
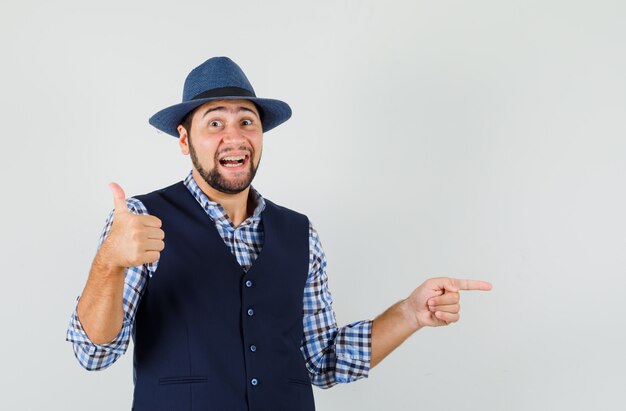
[222,123,246,144]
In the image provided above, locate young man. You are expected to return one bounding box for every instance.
[66,56,492,410]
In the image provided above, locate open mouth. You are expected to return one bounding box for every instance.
[218,154,250,169]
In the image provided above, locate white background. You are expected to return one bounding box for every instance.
[1,0,625,410]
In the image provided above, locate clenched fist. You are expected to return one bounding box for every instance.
[100,182,165,268]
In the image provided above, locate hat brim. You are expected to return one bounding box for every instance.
[149,96,292,137]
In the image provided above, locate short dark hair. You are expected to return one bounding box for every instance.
[179,107,198,135]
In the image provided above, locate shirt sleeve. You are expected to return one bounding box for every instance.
[300,221,373,389]
[65,198,155,371]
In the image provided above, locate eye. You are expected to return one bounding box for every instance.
[241,119,253,126]
[209,120,222,127]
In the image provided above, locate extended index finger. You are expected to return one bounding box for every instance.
[452,278,493,291]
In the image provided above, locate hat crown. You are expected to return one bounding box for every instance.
[182,57,256,102]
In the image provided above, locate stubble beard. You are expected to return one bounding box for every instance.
[188,136,261,195]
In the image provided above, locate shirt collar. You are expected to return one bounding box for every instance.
[183,171,266,227]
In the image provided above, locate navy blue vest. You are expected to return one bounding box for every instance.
[131,182,315,411]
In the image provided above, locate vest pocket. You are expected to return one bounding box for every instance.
[159,376,208,385]
[287,377,312,386]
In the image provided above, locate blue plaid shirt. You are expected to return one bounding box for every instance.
[66,172,372,388]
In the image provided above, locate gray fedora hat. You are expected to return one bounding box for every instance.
[149,57,292,137]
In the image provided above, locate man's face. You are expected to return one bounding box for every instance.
[178,99,263,194]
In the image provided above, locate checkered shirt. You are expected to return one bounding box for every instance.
[66,171,372,388]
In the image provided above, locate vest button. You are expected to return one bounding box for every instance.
[251,378,258,386]
[247,308,254,316]
[250,344,257,352]
[245,280,253,288]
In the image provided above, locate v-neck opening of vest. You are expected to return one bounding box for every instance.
[205,202,270,278]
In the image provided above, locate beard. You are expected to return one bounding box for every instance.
[188,136,261,195]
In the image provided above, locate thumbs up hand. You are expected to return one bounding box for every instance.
[101,182,165,268]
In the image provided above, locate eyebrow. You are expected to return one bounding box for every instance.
[201,106,259,119]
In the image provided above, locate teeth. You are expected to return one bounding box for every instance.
[221,155,246,161]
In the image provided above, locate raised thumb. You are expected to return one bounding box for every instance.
[109,182,129,214]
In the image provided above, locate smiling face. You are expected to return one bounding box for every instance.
[177,99,263,195]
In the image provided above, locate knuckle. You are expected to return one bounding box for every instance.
[131,230,142,243]
[129,251,141,266]
[128,224,142,238]
[142,252,157,264]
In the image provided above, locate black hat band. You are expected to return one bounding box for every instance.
[191,87,256,101]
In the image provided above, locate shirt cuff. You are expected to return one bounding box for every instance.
[65,301,131,357]
[333,319,372,383]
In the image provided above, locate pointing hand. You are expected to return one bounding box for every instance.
[406,277,492,328]
[101,183,165,268]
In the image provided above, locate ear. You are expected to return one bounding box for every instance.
[178,125,190,155]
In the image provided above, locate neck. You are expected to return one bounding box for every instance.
[191,169,253,228]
